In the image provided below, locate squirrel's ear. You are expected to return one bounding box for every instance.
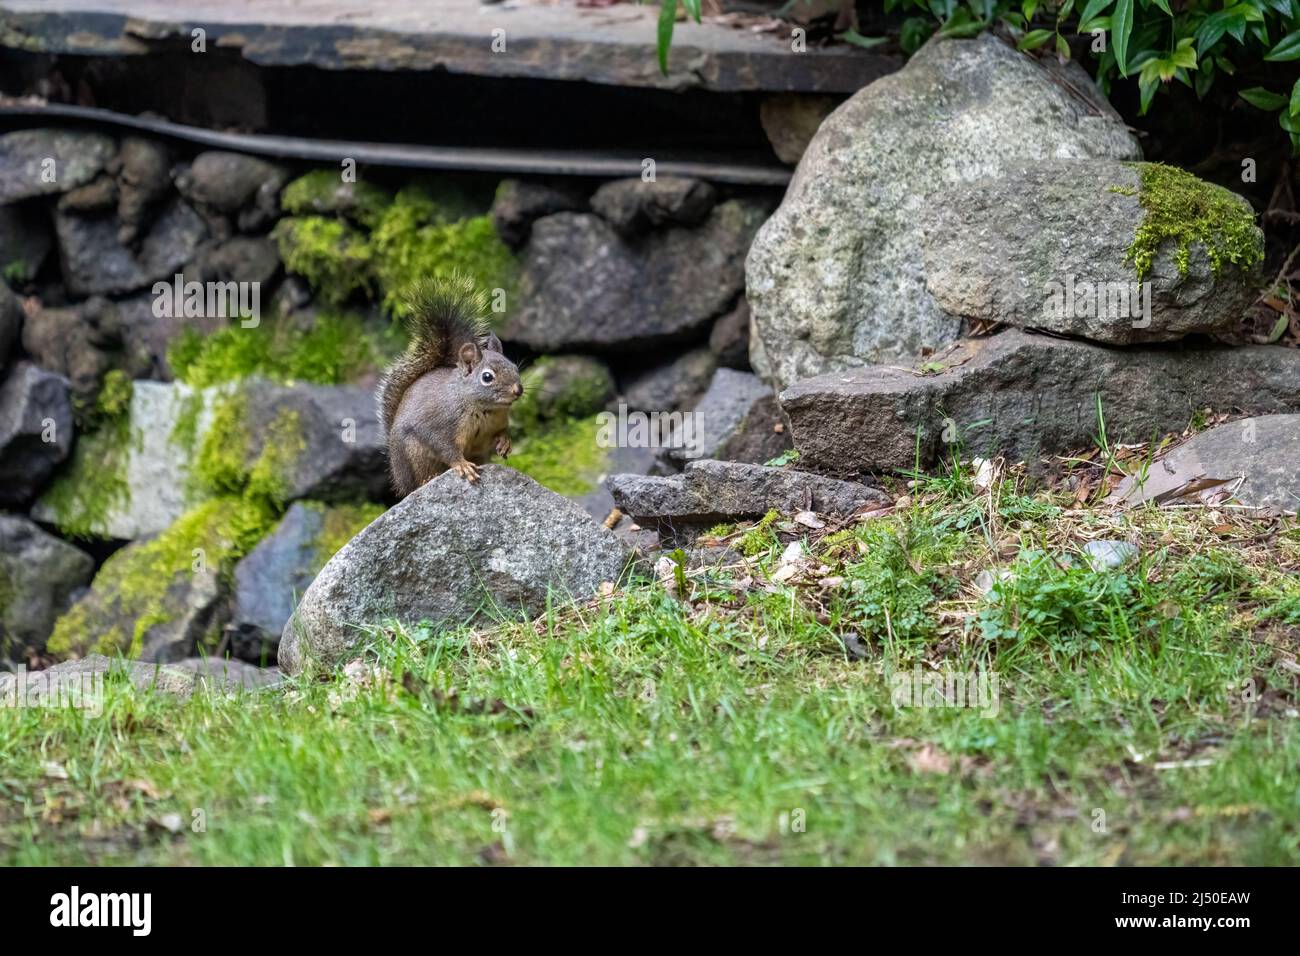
[457,341,481,374]
[483,332,504,353]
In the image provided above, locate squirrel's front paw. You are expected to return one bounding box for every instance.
[451,459,481,483]
[494,434,512,458]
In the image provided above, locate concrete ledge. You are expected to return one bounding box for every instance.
[0,0,901,93]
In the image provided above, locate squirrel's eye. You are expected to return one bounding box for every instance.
[480,370,495,384]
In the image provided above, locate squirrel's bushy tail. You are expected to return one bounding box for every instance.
[378,274,491,436]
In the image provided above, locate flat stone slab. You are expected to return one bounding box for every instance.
[0,0,900,93]
[0,654,280,705]
[606,458,889,540]
[779,330,1300,473]
[1111,414,1300,513]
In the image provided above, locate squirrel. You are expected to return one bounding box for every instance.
[378,275,523,497]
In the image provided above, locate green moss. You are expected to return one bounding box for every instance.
[46,496,276,659]
[370,210,518,320]
[39,410,133,540]
[273,178,516,321]
[739,509,781,557]
[506,415,609,497]
[168,311,400,388]
[280,171,392,228]
[306,501,385,570]
[94,369,133,420]
[272,216,374,306]
[1124,162,1264,281]
[193,389,304,511]
[3,260,28,285]
[511,357,614,434]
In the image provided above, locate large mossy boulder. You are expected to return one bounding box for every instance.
[35,377,387,540]
[279,467,631,675]
[745,32,1140,390]
[45,497,272,662]
[923,161,1264,343]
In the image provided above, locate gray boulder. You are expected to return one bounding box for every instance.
[491,179,588,248]
[111,293,227,381]
[607,459,889,542]
[0,656,196,704]
[505,199,768,352]
[657,367,790,472]
[186,235,281,287]
[168,656,284,692]
[780,330,1300,473]
[923,161,1264,344]
[279,466,630,675]
[241,379,389,503]
[0,362,73,507]
[590,177,716,233]
[175,151,287,230]
[0,515,94,661]
[225,501,379,661]
[0,129,116,203]
[21,296,152,406]
[745,33,1140,390]
[116,135,173,244]
[1111,414,1300,512]
[56,197,208,297]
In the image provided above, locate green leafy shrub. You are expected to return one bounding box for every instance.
[840,522,953,646]
[658,0,1300,148]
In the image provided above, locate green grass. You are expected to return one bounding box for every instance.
[3,470,1298,865]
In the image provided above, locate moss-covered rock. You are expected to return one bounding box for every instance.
[46,496,276,661]
[280,170,392,228]
[192,378,389,508]
[167,308,402,389]
[195,388,305,510]
[274,178,519,320]
[271,216,374,306]
[370,200,518,319]
[923,159,1265,346]
[1125,161,1265,281]
[34,380,226,540]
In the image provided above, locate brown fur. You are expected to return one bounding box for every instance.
[377,276,522,497]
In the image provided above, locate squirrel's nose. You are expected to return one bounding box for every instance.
[512,382,522,397]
